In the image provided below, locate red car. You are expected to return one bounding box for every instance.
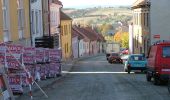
[108,53,123,64]
[146,41,170,85]
[121,49,129,55]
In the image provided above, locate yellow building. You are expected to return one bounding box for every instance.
[60,11,72,60]
[0,0,30,46]
[132,0,150,55]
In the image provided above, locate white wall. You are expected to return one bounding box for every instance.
[150,0,170,44]
[129,23,133,54]
[72,36,79,58]
[79,40,84,57]
[30,0,43,46]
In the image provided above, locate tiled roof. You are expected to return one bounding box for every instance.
[84,27,105,42]
[132,0,150,9]
[52,0,63,5]
[72,28,84,39]
[73,26,96,42]
[60,11,72,20]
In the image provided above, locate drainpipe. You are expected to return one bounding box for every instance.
[78,38,80,58]
[89,41,91,55]
[28,0,33,46]
[48,0,51,37]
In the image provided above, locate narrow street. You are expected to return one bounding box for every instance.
[18,55,170,100]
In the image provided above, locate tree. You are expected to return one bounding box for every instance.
[113,31,122,43]
[98,24,113,36]
[121,32,129,49]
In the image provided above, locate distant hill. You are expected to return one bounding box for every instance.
[62,7,132,26]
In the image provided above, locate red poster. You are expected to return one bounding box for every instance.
[8,74,23,93]
[49,49,61,63]
[36,48,45,63]
[6,44,23,69]
[23,47,36,64]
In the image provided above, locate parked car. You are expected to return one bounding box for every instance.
[108,52,122,64]
[121,49,129,55]
[120,54,129,64]
[168,78,170,93]
[124,54,147,74]
[146,42,170,85]
[106,53,111,60]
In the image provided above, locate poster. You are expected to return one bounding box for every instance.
[44,48,49,63]
[36,48,45,63]
[49,49,61,63]
[49,63,61,75]
[8,74,23,93]
[6,44,23,69]
[23,47,36,64]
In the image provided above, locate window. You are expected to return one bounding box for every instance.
[143,13,145,26]
[2,0,8,30]
[65,44,67,54]
[136,13,138,25]
[17,0,24,39]
[2,0,10,42]
[35,11,39,34]
[139,13,141,25]
[162,46,170,58]
[67,43,69,53]
[31,0,37,3]
[31,11,35,34]
[130,55,145,61]
[146,13,149,27]
[39,10,42,34]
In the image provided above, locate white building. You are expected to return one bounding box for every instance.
[150,0,170,44]
[30,0,43,46]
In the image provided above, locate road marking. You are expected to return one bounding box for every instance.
[62,71,134,74]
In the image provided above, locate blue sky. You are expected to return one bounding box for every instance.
[60,0,136,9]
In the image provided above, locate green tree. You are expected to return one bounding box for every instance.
[99,24,113,36]
[121,32,129,48]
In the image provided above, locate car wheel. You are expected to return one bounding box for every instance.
[146,72,151,82]
[153,75,161,85]
[124,68,127,72]
[127,69,130,74]
[168,80,170,93]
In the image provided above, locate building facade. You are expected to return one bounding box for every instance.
[50,0,62,48]
[60,11,72,60]
[132,0,150,55]
[30,0,43,46]
[0,0,31,46]
[150,0,170,44]
[72,27,84,58]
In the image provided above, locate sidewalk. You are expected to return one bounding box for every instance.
[15,59,75,99]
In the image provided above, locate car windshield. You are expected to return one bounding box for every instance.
[162,46,170,58]
[111,53,119,56]
[130,55,145,61]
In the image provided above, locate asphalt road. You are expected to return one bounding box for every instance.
[17,55,170,100]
